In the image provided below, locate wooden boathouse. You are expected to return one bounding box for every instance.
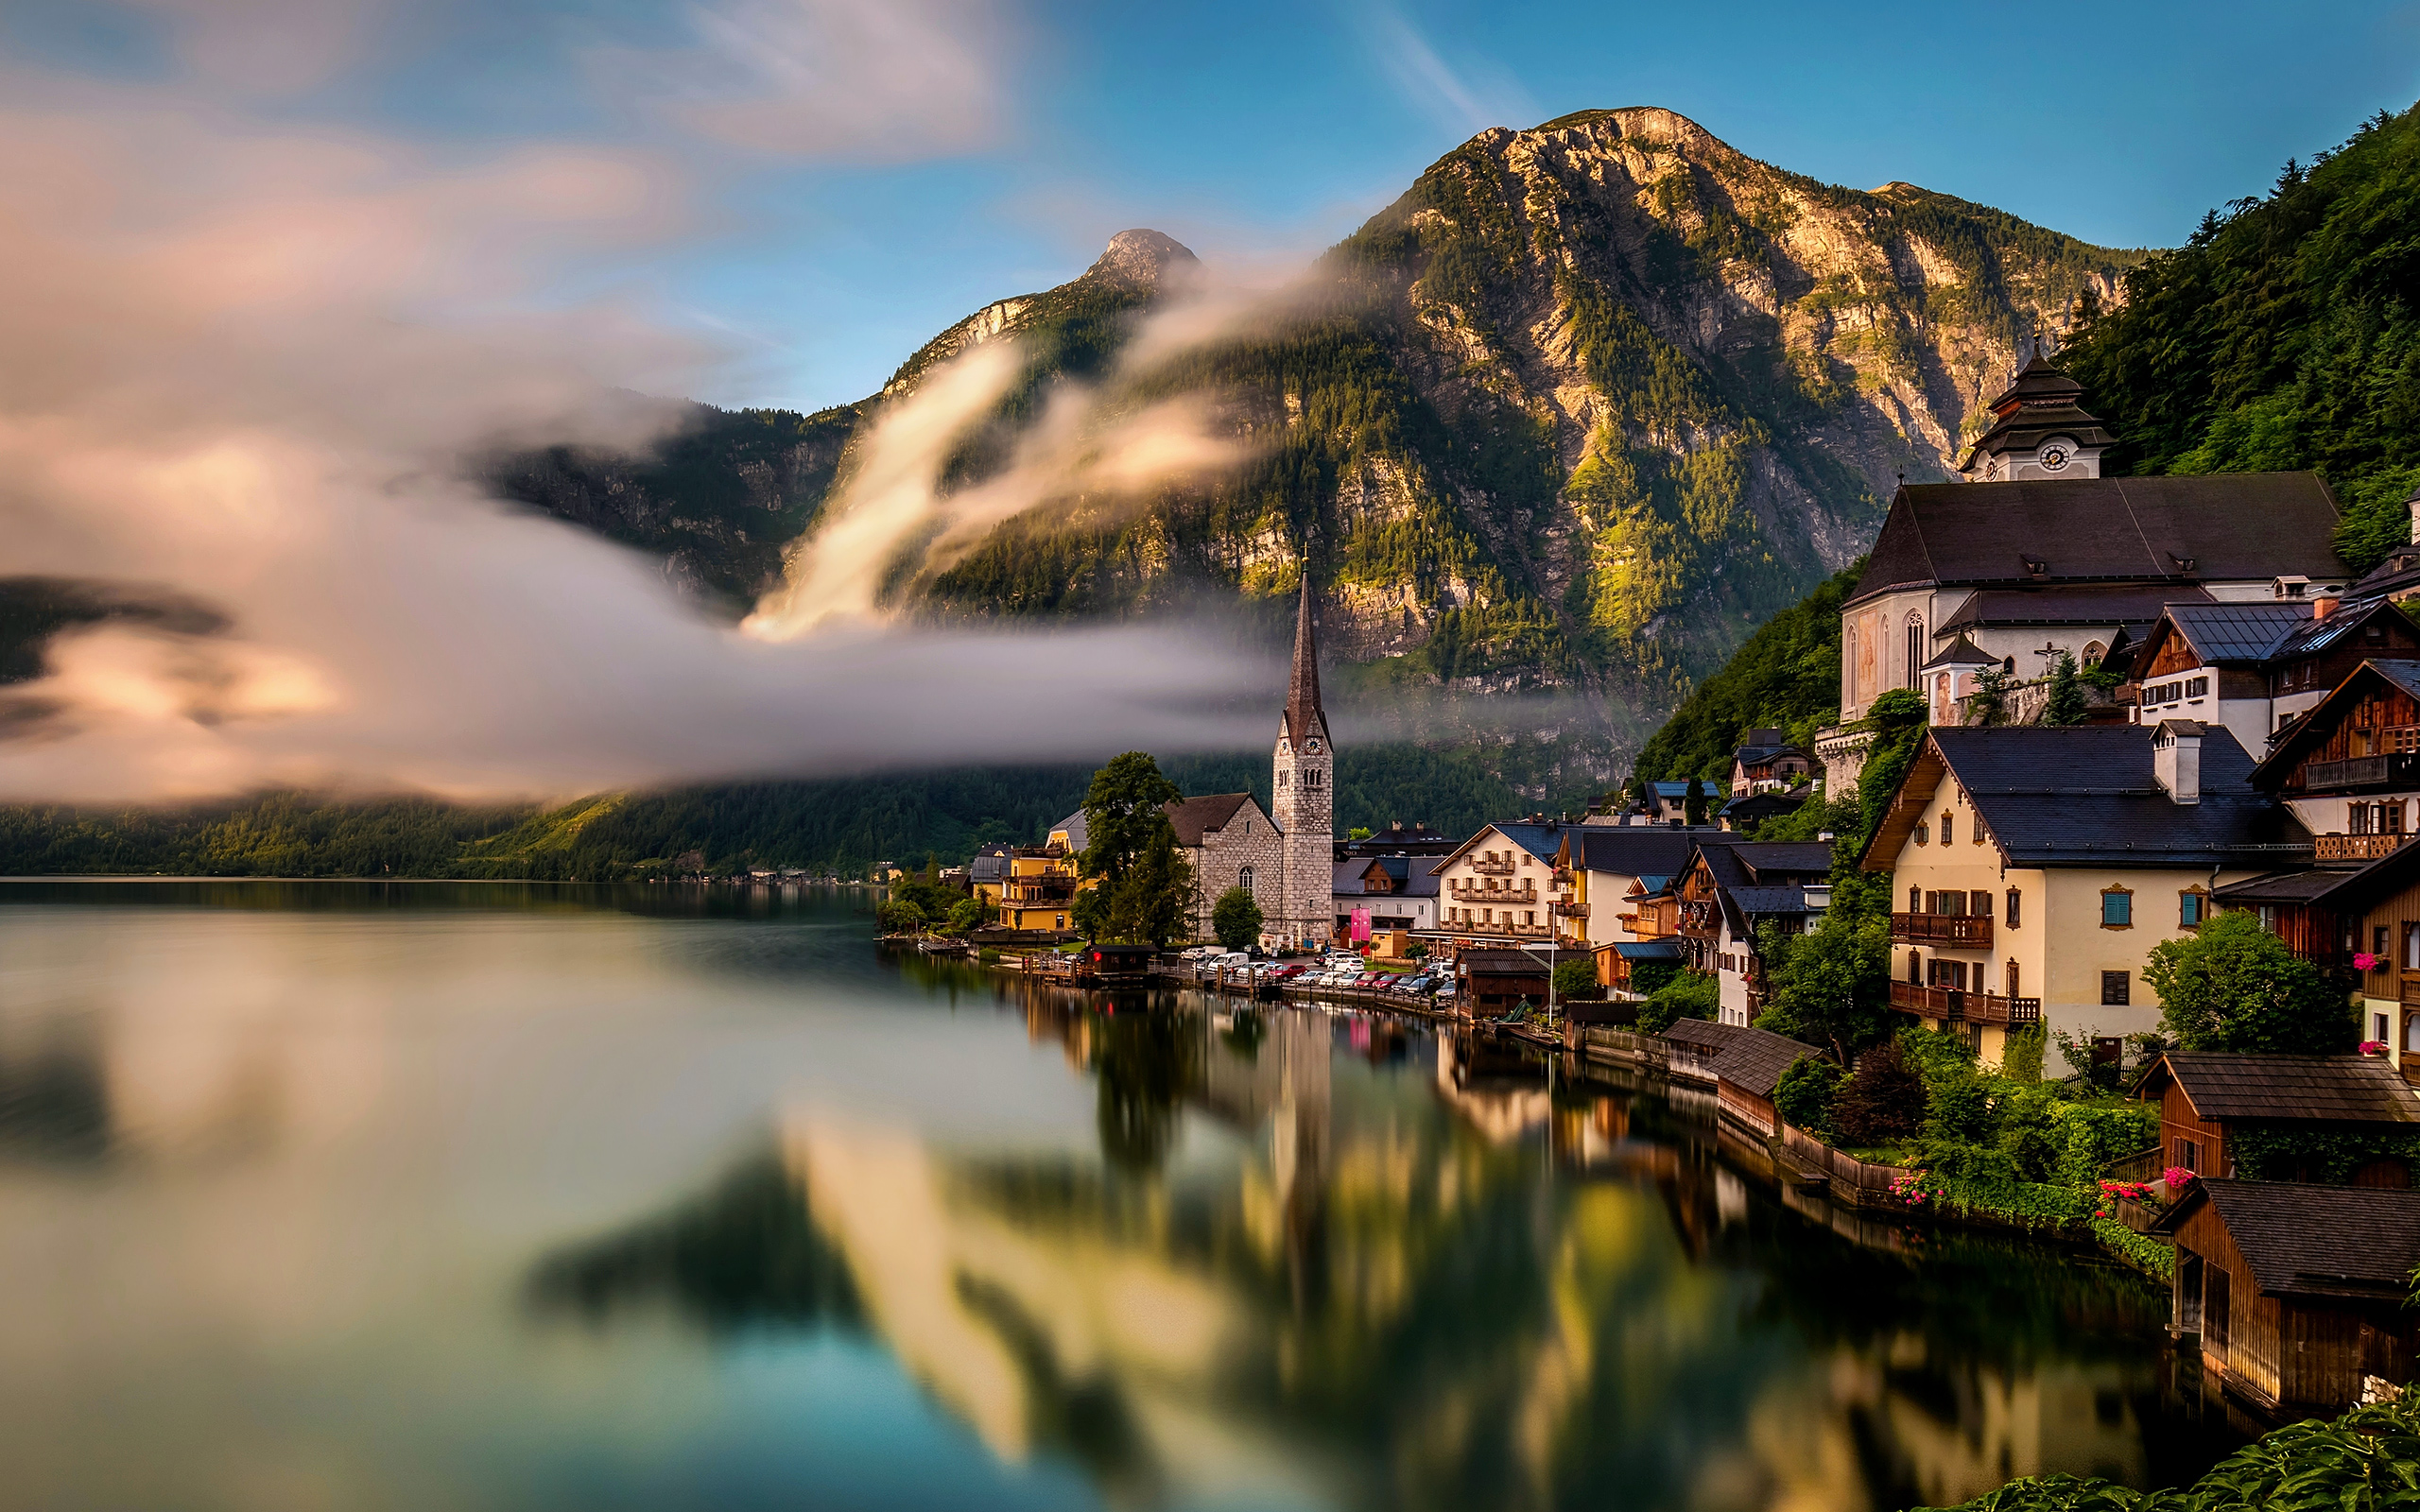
[2152,1178,2420,1414]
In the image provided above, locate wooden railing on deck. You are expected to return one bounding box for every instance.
[1888,980,2041,1025]
[1890,912,1993,946]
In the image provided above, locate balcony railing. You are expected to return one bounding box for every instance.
[2315,833,2410,861]
[2304,749,2420,791]
[1889,980,2041,1026]
[1554,900,1588,919]
[1468,858,1516,876]
[1449,883,1536,902]
[1890,912,1994,947]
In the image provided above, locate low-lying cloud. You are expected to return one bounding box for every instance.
[0,67,1272,805]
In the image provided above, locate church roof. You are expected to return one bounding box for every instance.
[1165,793,1258,847]
[1848,473,2349,608]
[1283,575,1328,746]
[1918,633,1999,671]
[1957,350,2118,473]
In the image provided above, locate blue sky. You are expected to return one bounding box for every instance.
[10,0,2419,411]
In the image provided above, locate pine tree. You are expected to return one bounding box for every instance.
[2043,653,2087,726]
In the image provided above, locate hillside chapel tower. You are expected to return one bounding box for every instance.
[1272,576,1334,947]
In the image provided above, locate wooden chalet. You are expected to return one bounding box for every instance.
[2249,659,2420,864]
[2134,1052,2420,1183]
[2152,1179,2420,1414]
[2130,597,2420,760]
[1727,728,1813,797]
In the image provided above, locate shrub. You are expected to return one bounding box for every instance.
[1774,1057,1844,1133]
[2000,1022,2046,1083]
[1628,959,1680,995]
[1552,957,1601,1001]
[1923,1059,1997,1147]
[1831,1040,1927,1144]
[1637,971,1718,1033]
[876,899,925,934]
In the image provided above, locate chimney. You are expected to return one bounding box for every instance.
[2152,720,2203,806]
[2312,593,2341,620]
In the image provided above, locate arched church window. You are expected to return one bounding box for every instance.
[2083,641,2106,667]
[1905,615,1924,690]
[1239,867,1255,896]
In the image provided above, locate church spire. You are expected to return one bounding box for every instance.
[1285,572,1326,745]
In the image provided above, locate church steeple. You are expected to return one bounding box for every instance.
[1284,574,1327,746]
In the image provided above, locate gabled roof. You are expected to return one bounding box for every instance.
[2249,660,2420,790]
[1610,939,1682,960]
[1431,820,1564,873]
[1333,856,1438,898]
[1728,885,1823,917]
[2273,596,2420,661]
[1859,726,2308,870]
[1665,1019,1737,1051]
[1165,793,1255,847]
[1848,473,2349,608]
[1561,826,1709,879]
[2140,601,2313,669]
[1730,842,1837,880]
[1459,948,1549,977]
[2150,1179,2420,1299]
[2137,1052,2420,1125]
[1715,1025,1824,1100]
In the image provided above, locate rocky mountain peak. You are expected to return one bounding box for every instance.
[1080,230,1199,291]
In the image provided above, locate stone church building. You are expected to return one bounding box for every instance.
[1050,576,1334,945]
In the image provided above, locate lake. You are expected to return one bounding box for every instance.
[0,881,2246,1511]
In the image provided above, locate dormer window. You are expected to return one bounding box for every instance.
[2274,576,2310,599]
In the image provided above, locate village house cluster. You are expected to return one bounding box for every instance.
[909,352,2420,1419]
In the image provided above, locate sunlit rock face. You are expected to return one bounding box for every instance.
[519,109,2129,757]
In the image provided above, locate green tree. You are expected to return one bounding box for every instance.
[876,899,925,935]
[943,895,992,935]
[1069,885,1108,942]
[1080,752,1182,892]
[1773,1057,1843,1135]
[1552,957,1600,1001]
[1105,816,1193,947]
[1964,668,2013,727]
[1829,1039,1927,1146]
[2042,652,2086,726]
[1753,915,1893,1063]
[2143,909,2357,1054]
[1683,777,1710,826]
[1636,971,1718,1033]
[1211,885,1264,950]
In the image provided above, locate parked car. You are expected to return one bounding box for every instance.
[1433,982,1458,1002]
[1398,975,1431,995]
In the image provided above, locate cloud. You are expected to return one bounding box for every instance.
[123,0,385,94]
[1356,3,1537,140]
[596,0,1013,161]
[0,77,1267,804]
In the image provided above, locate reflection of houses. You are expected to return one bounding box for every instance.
[2155,1179,2420,1414]
[2134,1052,2420,1182]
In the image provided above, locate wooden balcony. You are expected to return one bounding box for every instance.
[1468,858,1516,876]
[1890,912,1993,947]
[1889,980,2041,1025]
[2315,833,2410,861]
[1554,900,1588,919]
[2303,750,2420,792]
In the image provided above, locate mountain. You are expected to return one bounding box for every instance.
[513,109,2135,743]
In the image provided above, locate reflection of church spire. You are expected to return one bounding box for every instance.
[1284,573,1326,746]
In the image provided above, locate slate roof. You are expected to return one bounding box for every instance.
[1460,948,1550,978]
[1849,473,2349,608]
[970,852,1010,885]
[2144,1052,2420,1125]
[1944,585,2215,630]
[1332,856,1441,898]
[2210,868,2356,905]
[1566,827,1708,879]
[1165,793,1254,847]
[1920,632,2000,671]
[1729,885,1823,917]
[1050,809,1088,851]
[2274,597,2418,660]
[2151,1179,2420,1299]
[1893,726,2309,868]
[1665,1019,1737,1052]
[1716,1026,1824,1100]
[1730,842,1837,879]
[1434,820,1566,873]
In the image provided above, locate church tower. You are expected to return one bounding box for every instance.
[1272,575,1334,948]
[1957,340,2116,482]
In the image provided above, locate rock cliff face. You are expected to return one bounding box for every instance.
[513,110,2133,752]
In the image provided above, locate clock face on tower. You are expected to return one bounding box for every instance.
[1304,739,1322,754]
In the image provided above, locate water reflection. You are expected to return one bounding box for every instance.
[533,970,2240,1512]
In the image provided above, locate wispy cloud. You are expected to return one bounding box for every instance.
[597,0,1014,161]
[1356,2,1537,140]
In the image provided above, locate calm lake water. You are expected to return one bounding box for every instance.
[0,882,2247,1512]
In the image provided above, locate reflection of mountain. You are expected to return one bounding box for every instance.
[527,999,2202,1512]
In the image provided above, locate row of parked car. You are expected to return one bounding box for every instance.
[1180,948,1459,1004]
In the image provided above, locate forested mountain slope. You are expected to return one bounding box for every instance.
[2061,100,2420,569]
[514,109,2131,740]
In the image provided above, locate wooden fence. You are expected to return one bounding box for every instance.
[2100,1146,2165,1184]
[1777,1122,1921,1205]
